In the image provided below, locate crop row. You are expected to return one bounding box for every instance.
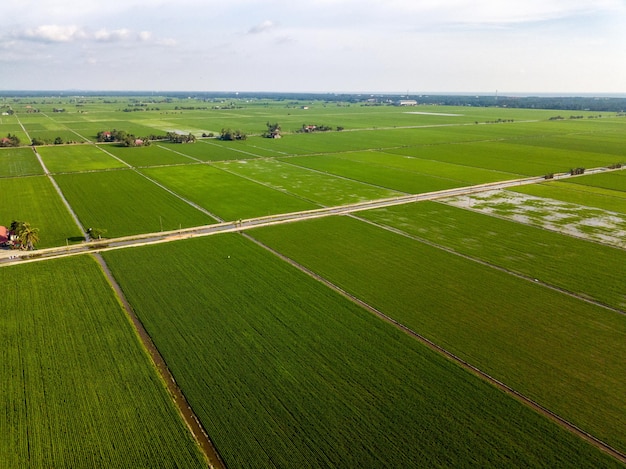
[359,200,626,319]
[54,169,215,237]
[0,255,206,468]
[141,164,318,220]
[102,234,619,468]
[250,215,626,453]
[0,147,43,177]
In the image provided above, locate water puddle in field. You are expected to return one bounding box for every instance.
[442,190,626,249]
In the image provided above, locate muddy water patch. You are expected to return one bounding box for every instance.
[443,190,626,249]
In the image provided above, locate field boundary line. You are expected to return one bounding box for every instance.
[93,253,226,469]
[97,143,224,221]
[351,213,626,316]
[39,112,92,143]
[156,144,206,163]
[279,157,411,195]
[134,169,223,221]
[199,139,265,159]
[14,114,32,142]
[31,146,91,241]
[243,233,626,465]
[211,162,325,208]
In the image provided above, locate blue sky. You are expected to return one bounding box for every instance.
[1,0,624,93]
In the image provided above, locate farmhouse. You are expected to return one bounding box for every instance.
[0,226,8,245]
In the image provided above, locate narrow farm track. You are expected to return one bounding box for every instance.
[93,253,225,469]
[39,112,93,143]
[31,146,91,240]
[242,233,626,465]
[14,114,31,142]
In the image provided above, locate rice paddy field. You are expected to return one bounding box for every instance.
[0,255,207,468]
[1,95,625,467]
[102,234,620,468]
[0,147,43,177]
[54,169,216,237]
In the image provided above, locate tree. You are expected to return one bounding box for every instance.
[263,122,281,138]
[90,228,107,240]
[218,128,246,141]
[1,133,20,147]
[10,221,39,250]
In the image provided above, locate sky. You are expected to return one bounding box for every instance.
[1,0,625,94]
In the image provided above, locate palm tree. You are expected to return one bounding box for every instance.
[16,222,39,250]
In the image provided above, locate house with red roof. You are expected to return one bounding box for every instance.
[0,226,8,246]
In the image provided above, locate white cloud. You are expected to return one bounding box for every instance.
[385,0,624,26]
[20,25,87,43]
[248,20,276,34]
[139,31,152,42]
[94,28,132,42]
[9,25,174,46]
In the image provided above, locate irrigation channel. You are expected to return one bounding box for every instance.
[2,164,625,465]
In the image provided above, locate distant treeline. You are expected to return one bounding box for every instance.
[1,91,626,112]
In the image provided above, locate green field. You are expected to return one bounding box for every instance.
[514,180,626,214]
[37,144,127,172]
[54,169,215,237]
[387,139,620,176]
[0,176,84,247]
[359,200,626,312]
[0,147,43,177]
[102,235,620,468]
[161,140,266,161]
[142,164,318,220]
[100,143,197,167]
[570,170,626,192]
[285,153,464,193]
[214,158,402,206]
[2,96,626,467]
[251,216,626,453]
[0,255,206,468]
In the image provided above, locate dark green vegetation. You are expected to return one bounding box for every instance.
[0,255,207,468]
[1,96,626,467]
[251,216,626,454]
[103,235,620,468]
